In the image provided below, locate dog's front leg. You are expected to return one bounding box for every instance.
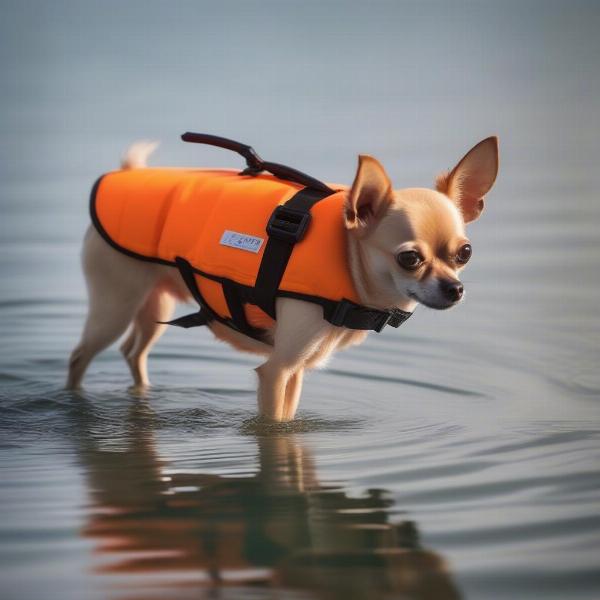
[282,369,304,421]
[254,365,304,422]
[255,299,328,422]
[255,361,290,421]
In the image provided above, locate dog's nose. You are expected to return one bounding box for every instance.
[440,280,464,302]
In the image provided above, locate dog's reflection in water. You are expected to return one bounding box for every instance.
[77,402,461,599]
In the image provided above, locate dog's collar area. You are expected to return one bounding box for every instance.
[325,299,412,332]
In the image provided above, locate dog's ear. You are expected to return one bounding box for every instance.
[345,155,394,234]
[436,136,499,223]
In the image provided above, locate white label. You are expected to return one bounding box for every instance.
[219,230,264,253]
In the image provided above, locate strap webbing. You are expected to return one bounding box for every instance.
[165,311,211,329]
[161,257,215,328]
[164,257,267,341]
[253,187,333,317]
[320,298,412,332]
[222,281,262,338]
[175,257,212,312]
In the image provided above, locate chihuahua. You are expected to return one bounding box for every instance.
[67,137,498,421]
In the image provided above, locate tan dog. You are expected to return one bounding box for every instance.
[67,137,498,422]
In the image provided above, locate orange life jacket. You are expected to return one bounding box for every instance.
[90,134,411,341]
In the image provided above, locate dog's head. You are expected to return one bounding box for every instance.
[345,137,499,310]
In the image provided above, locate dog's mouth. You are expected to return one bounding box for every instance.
[407,291,457,310]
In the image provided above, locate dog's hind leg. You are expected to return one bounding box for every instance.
[123,286,175,389]
[67,297,143,389]
[67,228,159,389]
[119,326,137,361]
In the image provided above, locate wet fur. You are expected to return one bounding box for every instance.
[67,137,498,421]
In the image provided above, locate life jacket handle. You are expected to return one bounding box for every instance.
[181,132,333,194]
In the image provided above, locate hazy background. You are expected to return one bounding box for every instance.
[1,2,599,599]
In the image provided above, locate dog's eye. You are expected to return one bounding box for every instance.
[397,250,423,270]
[456,244,472,264]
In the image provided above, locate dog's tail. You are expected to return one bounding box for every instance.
[121,140,159,170]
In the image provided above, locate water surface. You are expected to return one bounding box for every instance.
[1,2,600,599]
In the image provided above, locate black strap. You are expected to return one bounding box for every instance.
[252,187,333,318]
[176,257,212,312]
[161,257,215,328]
[165,311,211,329]
[164,258,267,341]
[222,281,264,339]
[321,298,412,332]
[165,254,412,334]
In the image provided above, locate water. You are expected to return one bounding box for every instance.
[1,1,600,598]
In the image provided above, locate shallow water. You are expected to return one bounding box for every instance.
[1,2,600,599]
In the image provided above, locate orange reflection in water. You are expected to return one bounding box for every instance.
[76,401,461,600]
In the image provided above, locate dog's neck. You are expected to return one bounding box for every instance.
[346,234,416,313]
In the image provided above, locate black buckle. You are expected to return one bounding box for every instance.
[387,309,412,328]
[369,309,412,331]
[267,206,311,243]
[329,300,410,332]
[329,300,389,332]
[371,311,393,333]
[329,300,355,327]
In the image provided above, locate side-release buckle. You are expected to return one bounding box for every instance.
[329,300,390,331]
[328,299,354,328]
[266,206,311,243]
[387,308,412,328]
[328,300,412,332]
